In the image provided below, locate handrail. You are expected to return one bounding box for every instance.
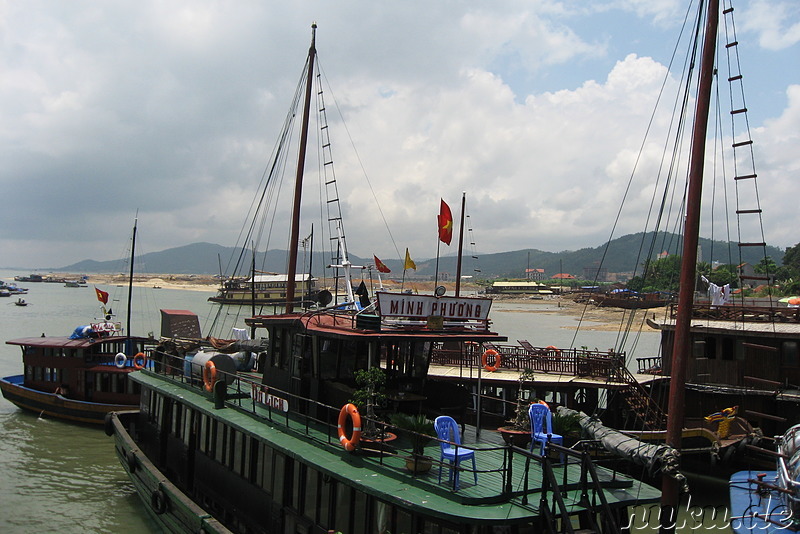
[145,349,630,512]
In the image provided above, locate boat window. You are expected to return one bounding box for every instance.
[334,485,353,530]
[292,462,305,511]
[319,471,333,529]
[394,507,413,534]
[272,453,286,505]
[259,443,274,493]
[783,342,799,368]
[198,413,208,454]
[140,389,151,415]
[214,422,226,464]
[182,406,192,447]
[232,429,243,474]
[352,490,369,534]
[721,337,735,361]
[704,337,717,359]
[319,338,339,380]
[304,468,319,523]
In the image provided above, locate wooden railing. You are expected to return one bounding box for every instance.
[431,343,627,382]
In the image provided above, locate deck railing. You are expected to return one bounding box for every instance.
[431,343,627,381]
[680,303,800,323]
[147,351,626,520]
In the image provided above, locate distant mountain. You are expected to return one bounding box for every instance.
[53,232,784,281]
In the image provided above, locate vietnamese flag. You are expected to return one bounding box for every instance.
[374,255,391,273]
[438,199,453,245]
[94,286,109,305]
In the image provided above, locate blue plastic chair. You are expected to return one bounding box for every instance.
[529,403,563,459]
[434,416,477,490]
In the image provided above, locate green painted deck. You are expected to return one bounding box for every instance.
[133,370,662,527]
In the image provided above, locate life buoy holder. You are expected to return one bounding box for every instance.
[482,349,500,372]
[203,360,217,393]
[132,352,147,370]
[545,345,561,355]
[337,403,362,452]
[114,352,127,369]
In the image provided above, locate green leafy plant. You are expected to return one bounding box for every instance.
[391,413,435,457]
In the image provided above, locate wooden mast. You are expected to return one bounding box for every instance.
[284,23,317,313]
[660,1,719,531]
[455,191,466,296]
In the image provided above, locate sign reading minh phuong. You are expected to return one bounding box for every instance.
[376,292,492,321]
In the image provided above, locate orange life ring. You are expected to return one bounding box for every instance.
[337,403,362,452]
[545,345,561,355]
[132,352,147,370]
[203,360,217,392]
[482,349,501,372]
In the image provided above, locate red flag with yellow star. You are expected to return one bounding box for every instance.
[438,199,453,245]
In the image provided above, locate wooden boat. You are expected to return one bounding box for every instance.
[108,25,662,533]
[1,329,156,424]
[1,219,159,425]
[208,272,318,306]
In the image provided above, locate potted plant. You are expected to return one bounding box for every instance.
[391,413,436,473]
[551,410,582,447]
[351,367,396,449]
[497,368,536,447]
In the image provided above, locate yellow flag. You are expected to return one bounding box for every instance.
[404,248,417,270]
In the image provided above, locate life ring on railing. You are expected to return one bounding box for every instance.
[114,352,127,369]
[337,403,362,452]
[132,352,147,370]
[203,360,217,393]
[545,345,561,355]
[482,349,501,372]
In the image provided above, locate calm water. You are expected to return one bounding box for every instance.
[3,270,727,533]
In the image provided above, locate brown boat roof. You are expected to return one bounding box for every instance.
[6,335,153,348]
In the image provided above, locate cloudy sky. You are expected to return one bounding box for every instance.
[2,0,798,269]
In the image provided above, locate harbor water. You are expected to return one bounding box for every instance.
[0,270,731,532]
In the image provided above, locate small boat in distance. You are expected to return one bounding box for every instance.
[14,298,28,306]
[208,272,318,306]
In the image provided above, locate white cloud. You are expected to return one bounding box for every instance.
[0,0,797,268]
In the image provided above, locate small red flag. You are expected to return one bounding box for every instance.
[374,255,391,273]
[95,286,109,305]
[438,199,453,245]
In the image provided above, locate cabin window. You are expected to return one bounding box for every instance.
[352,490,369,534]
[334,486,353,531]
[721,337,735,361]
[394,507,413,534]
[244,436,255,482]
[319,338,339,380]
[318,471,333,529]
[703,337,717,359]
[303,468,319,522]
[198,413,208,453]
[182,406,192,447]
[292,462,305,511]
[232,429,244,474]
[171,402,183,439]
[272,453,286,505]
[783,342,799,368]
[258,443,274,493]
[214,422,226,464]
[140,389,151,415]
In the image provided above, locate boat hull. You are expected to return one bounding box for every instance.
[0,374,136,425]
[108,412,231,533]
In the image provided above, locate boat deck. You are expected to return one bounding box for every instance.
[133,370,662,525]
